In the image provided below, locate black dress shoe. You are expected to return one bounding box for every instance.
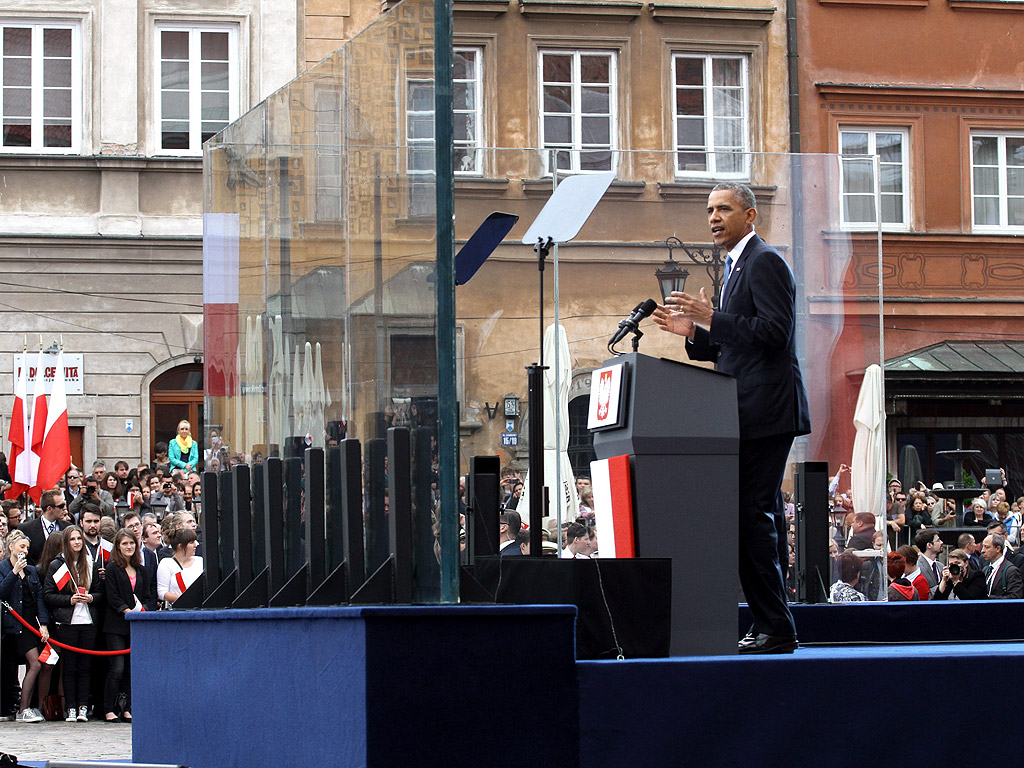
[738,633,798,654]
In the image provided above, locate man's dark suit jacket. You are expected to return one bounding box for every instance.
[986,559,1023,599]
[686,233,810,440]
[141,546,159,607]
[18,517,71,566]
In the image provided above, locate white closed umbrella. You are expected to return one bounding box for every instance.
[851,363,886,529]
[520,323,578,530]
[267,315,287,450]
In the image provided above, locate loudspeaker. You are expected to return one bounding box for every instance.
[467,456,501,562]
[795,461,830,604]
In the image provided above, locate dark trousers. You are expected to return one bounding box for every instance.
[52,623,97,710]
[103,632,130,714]
[739,434,797,638]
[0,633,21,716]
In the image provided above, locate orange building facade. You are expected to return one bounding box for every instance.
[797,0,1024,489]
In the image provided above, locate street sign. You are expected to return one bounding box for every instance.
[501,432,519,447]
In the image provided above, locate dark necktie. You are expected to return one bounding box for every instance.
[721,253,735,305]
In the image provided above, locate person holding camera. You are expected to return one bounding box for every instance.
[933,548,986,601]
[69,476,115,520]
[149,476,184,514]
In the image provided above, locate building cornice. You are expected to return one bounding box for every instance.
[647,3,776,24]
[517,0,644,20]
[816,83,1024,103]
[0,155,203,172]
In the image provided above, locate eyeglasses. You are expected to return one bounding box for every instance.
[51,503,67,509]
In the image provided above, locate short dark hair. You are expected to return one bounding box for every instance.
[40,489,62,511]
[839,552,862,584]
[80,503,102,521]
[957,532,977,549]
[499,510,522,534]
[711,181,756,211]
[914,529,939,551]
[121,511,141,528]
[987,521,1006,534]
[853,512,875,528]
[565,522,588,543]
[114,461,129,472]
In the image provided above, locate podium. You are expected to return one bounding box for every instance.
[593,352,739,656]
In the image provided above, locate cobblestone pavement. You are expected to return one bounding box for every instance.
[0,719,132,762]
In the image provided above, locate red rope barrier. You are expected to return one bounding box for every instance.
[2,602,130,656]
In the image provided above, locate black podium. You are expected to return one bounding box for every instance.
[592,352,739,656]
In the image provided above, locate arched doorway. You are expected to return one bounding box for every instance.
[150,364,203,466]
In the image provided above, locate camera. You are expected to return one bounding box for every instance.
[949,563,962,576]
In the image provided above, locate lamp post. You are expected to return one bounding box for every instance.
[658,236,725,308]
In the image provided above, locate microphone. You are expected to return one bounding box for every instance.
[609,298,657,346]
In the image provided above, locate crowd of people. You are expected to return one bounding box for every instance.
[490,470,599,558]
[0,420,205,724]
[826,466,1024,603]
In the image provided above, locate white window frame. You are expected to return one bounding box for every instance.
[838,127,910,232]
[454,46,483,175]
[538,49,617,175]
[0,20,81,154]
[405,73,435,218]
[672,53,749,180]
[153,22,239,156]
[970,131,1024,233]
[314,86,343,222]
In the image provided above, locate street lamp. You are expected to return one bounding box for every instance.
[655,237,690,300]
[658,236,725,308]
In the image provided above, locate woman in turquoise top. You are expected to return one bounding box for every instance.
[168,420,198,474]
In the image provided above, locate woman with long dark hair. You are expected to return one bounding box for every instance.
[103,528,151,722]
[0,530,50,723]
[43,525,103,722]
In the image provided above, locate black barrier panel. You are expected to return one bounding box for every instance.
[388,427,413,604]
[251,462,267,573]
[202,470,222,588]
[217,471,235,582]
[305,447,327,590]
[365,438,388,573]
[796,461,831,604]
[326,446,344,572]
[339,439,365,586]
[232,464,254,591]
[263,457,286,597]
[284,456,304,578]
[468,456,501,562]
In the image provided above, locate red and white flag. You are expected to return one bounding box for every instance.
[5,360,29,500]
[175,571,188,594]
[26,359,47,504]
[53,561,73,591]
[38,642,59,665]
[99,538,113,562]
[37,350,71,494]
[591,454,636,558]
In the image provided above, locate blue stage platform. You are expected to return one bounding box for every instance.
[131,601,1024,768]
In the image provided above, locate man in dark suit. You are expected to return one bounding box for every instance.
[981,533,1023,598]
[654,182,810,654]
[18,488,71,565]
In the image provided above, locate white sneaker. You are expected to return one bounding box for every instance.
[16,709,43,723]
[77,706,88,722]
[29,707,45,721]
[65,708,77,722]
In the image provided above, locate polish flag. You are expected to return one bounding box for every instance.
[591,454,636,558]
[26,360,48,504]
[99,538,113,562]
[37,350,71,494]
[175,571,188,593]
[53,561,72,591]
[5,360,29,500]
[38,642,59,665]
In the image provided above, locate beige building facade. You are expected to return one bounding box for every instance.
[0,0,301,469]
